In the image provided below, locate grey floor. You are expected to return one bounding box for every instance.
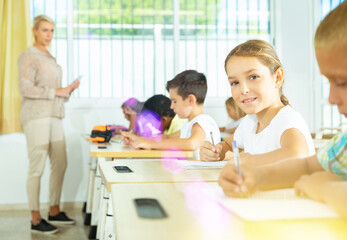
[0,207,90,240]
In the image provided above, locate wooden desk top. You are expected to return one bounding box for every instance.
[111,182,347,240]
[99,160,221,192]
[90,142,194,159]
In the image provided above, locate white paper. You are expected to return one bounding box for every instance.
[203,187,339,220]
[175,160,227,170]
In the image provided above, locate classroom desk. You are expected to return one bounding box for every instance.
[111,182,347,240]
[88,140,191,239]
[98,159,222,240]
[90,142,194,159]
[82,133,122,141]
[99,159,222,192]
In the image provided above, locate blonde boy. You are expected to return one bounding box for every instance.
[218,1,347,218]
[122,70,221,160]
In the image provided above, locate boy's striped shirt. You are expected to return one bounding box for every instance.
[317,131,347,180]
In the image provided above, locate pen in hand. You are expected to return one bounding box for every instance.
[210,131,215,147]
[231,140,242,176]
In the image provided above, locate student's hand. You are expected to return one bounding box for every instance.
[200,141,223,161]
[121,131,150,149]
[294,171,343,202]
[218,162,257,198]
[121,131,133,145]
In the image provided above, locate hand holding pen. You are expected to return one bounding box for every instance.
[199,132,223,161]
[231,140,242,176]
[121,130,134,145]
[121,130,151,149]
[218,143,258,198]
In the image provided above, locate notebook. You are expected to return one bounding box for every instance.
[202,184,339,221]
[175,160,228,170]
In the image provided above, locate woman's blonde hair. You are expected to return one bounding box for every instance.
[224,39,289,106]
[225,97,246,119]
[32,15,55,43]
[314,1,347,49]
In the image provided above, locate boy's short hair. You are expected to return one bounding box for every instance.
[166,70,207,104]
[315,1,347,49]
[142,94,175,118]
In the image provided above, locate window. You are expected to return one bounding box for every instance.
[319,0,346,129]
[30,0,271,99]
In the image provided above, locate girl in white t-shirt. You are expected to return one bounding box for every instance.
[200,40,315,166]
[219,97,246,134]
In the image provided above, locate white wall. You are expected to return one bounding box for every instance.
[273,0,318,132]
[0,0,318,206]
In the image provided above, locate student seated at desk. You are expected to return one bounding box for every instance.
[136,94,186,136]
[122,70,221,160]
[218,1,347,219]
[200,39,315,165]
[219,97,246,134]
[113,98,144,135]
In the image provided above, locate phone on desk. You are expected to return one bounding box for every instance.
[113,166,133,173]
[134,198,168,218]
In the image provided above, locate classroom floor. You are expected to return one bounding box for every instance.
[0,207,89,240]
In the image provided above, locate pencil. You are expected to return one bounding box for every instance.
[232,140,242,176]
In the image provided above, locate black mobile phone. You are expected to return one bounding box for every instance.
[134,198,168,218]
[113,166,133,173]
[98,146,107,149]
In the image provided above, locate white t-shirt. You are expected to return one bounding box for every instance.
[180,114,221,160]
[226,117,244,130]
[234,106,315,155]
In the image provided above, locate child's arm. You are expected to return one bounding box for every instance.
[122,123,206,151]
[294,171,347,219]
[122,130,180,144]
[161,130,181,140]
[227,128,311,166]
[218,154,323,197]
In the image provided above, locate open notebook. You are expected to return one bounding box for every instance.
[175,160,228,170]
[202,184,339,221]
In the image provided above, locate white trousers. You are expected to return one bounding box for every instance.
[23,117,67,211]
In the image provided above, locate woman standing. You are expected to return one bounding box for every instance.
[18,15,80,234]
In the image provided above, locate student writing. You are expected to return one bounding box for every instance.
[218,2,347,219]
[200,40,315,165]
[122,70,221,160]
[113,98,144,135]
[135,94,186,136]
